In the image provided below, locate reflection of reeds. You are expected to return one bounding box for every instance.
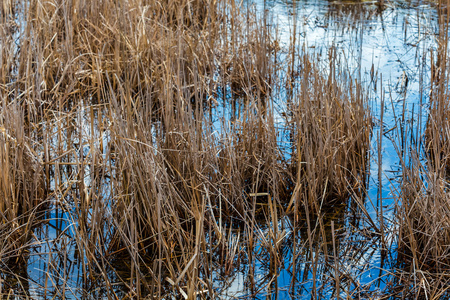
[0,0,372,297]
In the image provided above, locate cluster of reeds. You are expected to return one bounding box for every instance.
[0,0,372,297]
[0,102,46,262]
[396,159,450,298]
[284,50,372,299]
[291,50,370,210]
[395,0,450,297]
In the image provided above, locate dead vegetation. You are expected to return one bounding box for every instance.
[395,0,450,297]
[0,0,371,298]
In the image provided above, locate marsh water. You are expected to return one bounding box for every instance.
[1,0,446,299]
[219,0,439,297]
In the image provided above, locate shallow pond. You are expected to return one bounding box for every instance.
[0,0,447,299]
[218,0,443,298]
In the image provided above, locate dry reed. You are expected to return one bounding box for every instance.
[0,102,46,262]
[395,0,450,297]
[0,0,372,297]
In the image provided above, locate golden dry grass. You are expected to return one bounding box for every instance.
[396,1,450,297]
[0,0,371,297]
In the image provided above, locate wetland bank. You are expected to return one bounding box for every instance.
[1,0,450,298]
